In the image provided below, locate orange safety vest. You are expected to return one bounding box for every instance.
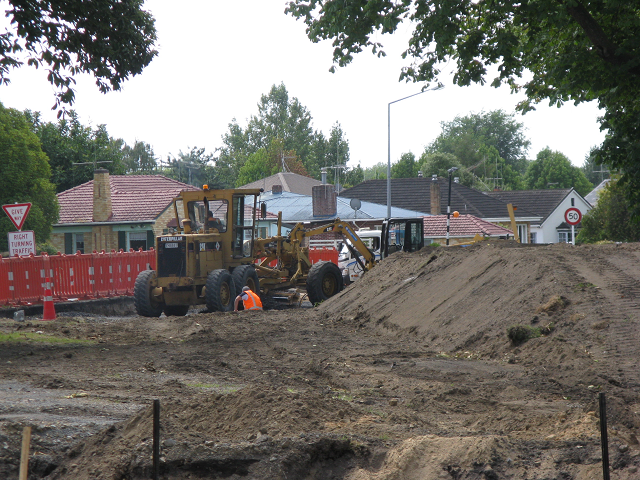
[242,290,263,310]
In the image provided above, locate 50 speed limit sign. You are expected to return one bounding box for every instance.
[565,207,582,225]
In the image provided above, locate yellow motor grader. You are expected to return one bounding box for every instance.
[134,186,424,316]
[253,213,424,304]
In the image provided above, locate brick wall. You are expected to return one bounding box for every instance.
[93,168,112,222]
[312,185,337,217]
[49,233,65,253]
[154,206,176,238]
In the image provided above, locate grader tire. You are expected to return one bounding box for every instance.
[232,265,260,296]
[134,270,164,317]
[163,305,189,317]
[206,269,236,312]
[306,261,344,305]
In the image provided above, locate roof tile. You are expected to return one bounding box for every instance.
[423,215,513,237]
[340,178,538,219]
[57,175,199,224]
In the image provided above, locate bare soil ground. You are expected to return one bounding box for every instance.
[1,240,640,479]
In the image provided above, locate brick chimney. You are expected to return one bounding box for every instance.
[93,168,112,222]
[430,176,441,215]
[312,184,337,217]
[272,184,283,194]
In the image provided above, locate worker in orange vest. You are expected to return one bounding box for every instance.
[234,286,263,312]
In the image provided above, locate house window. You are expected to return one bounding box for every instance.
[517,224,528,243]
[257,226,268,238]
[74,234,84,254]
[571,198,575,206]
[129,232,148,251]
[558,231,573,243]
[530,232,537,244]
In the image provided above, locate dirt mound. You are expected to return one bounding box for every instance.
[3,241,640,479]
[47,384,377,480]
[321,241,640,381]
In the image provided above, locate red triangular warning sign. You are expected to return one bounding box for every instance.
[2,203,31,231]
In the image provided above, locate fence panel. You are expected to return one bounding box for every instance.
[49,253,89,301]
[9,255,45,305]
[92,251,116,298]
[120,249,155,294]
[0,257,14,305]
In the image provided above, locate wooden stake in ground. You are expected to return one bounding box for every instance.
[19,426,31,480]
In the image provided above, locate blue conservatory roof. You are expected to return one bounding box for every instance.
[258,191,428,222]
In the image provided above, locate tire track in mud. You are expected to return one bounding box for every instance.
[572,247,640,387]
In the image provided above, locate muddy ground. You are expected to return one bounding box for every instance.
[1,240,640,479]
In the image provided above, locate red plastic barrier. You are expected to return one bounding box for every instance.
[92,251,115,298]
[0,257,14,305]
[309,247,338,265]
[7,254,45,305]
[123,249,155,294]
[0,249,156,306]
[53,252,94,301]
[111,250,128,295]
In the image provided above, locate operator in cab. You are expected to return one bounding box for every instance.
[234,286,263,312]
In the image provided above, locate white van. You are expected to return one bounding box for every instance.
[338,229,382,285]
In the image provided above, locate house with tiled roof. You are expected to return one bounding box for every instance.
[339,177,540,242]
[51,169,199,254]
[423,215,514,245]
[485,188,591,244]
[240,172,323,195]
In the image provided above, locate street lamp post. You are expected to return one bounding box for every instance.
[387,85,443,219]
[446,167,458,246]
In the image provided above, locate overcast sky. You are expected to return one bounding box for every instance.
[1,0,605,172]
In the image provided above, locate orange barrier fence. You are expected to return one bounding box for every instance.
[309,247,339,265]
[0,250,156,306]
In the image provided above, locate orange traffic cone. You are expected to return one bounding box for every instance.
[42,277,56,321]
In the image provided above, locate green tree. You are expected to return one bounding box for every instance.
[218,84,349,186]
[391,152,419,178]
[26,111,126,192]
[305,130,329,179]
[428,111,530,173]
[419,152,474,186]
[424,111,529,189]
[236,138,309,187]
[325,122,350,168]
[0,104,59,251]
[581,147,610,186]
[363,162,388,181]
[122,141,157,174]
[286,0,640,212]
[343,163,364,188]
[577,179,640,243]
[2,0,157,108]
[165,147,220,188]
[216,120,249,188]
[524,148,593,196]
[245,83,314,164]
[236,149,271,187]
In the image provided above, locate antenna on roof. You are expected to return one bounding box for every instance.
[72,144,113,170]
[281,152,296,172]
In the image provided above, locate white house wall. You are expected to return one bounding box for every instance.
[538,192,591,244]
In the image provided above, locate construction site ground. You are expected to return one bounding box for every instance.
[1,240,640,479]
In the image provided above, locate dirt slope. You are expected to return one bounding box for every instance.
[1,240,639,479]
